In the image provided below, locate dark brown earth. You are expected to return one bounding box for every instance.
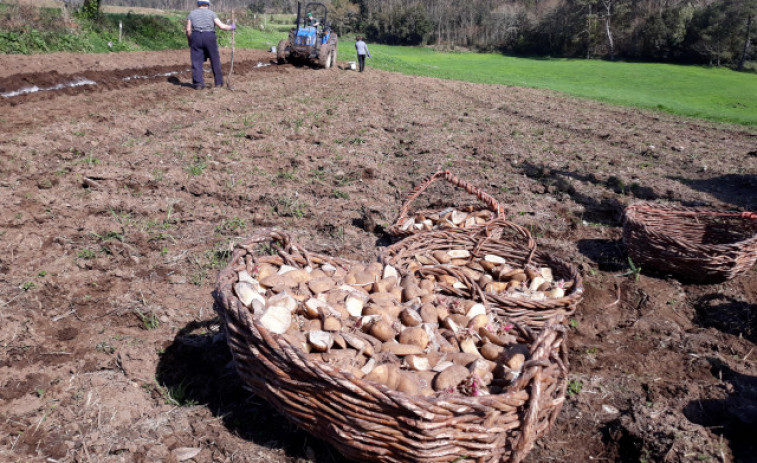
[1,48,756,463]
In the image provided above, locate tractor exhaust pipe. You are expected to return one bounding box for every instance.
[296,2,301,33]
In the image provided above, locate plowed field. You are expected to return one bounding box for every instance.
[1,48,756,463]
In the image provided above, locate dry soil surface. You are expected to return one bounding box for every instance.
[1,48,756,463]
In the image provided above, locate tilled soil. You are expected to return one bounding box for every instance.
[1,48,756,463]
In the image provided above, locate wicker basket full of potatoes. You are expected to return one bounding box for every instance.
[214,231,569,463]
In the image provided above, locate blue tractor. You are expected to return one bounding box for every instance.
[277,2,337,69]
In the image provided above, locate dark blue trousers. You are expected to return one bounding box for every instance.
[190,31,223,88]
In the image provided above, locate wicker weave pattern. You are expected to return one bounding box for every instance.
[379,228,582,329]
[214,231,569,463]
[387,170,506,238]
[622,203,757,281]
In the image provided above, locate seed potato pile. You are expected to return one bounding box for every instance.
[403,250,572,302]
[398,206,495,232]
[232,247,564,398]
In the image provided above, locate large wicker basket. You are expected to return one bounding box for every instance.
[214,231,569,463]
[387,170,506,238]
[379,227,583,329]
[622,203,757,282]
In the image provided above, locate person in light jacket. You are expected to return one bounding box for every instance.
[355,36,371,73]
[186,0,235,89]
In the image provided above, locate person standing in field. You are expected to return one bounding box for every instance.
[186,0,235,90]
[355,36,371,73]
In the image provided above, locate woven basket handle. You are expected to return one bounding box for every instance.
[396,170,506,224]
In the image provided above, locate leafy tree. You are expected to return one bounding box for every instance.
[80,0,101,19]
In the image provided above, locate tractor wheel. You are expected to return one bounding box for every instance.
[277,40,289,64]
[318,43,333,69]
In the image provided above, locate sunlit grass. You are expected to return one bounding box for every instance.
[366,45,757,126]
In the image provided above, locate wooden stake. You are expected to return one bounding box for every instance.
[227,10,235,90]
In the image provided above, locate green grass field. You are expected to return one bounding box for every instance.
[364,45,757,126]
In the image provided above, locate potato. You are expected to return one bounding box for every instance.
[445,314,469,330]
[354,270,377,286]
[309,277,336,294]
[258,305,292,334]
[256,263,279,281]
[332,333,347,349]
[467,313,489,331]
[381,342,425,356]
[402,284,425,302]
[433,364,470,391]
[447,249,471,259]
[507,353,525,371]
[370,292,401,306]
[400,274,419,290]
[528,276,546,292]
[308,330,335,353]
[234,282,265,308]
[260,274,297,289]
[398,326,429,349]
[366,262,384,278]
[267,292,297,312]
[285,268,312,284]
[400,308,423,327]
[382,264,399,280]
[373,276,398,294]
[419,304,439,324]
[459,338,482,357]
[525,266,541,281]
[415,254,437,266]
[342,332,374,357]
[432,251,451,264]
[501,269,526,282]
[480,342,505,361]
[396,372,421,396]
[304,318,323,331]
[405,355,431,371]
[325,289,349,306]
[322,316,342,332]
[447,352,480,365]
[364,363,401,388]
[478,274,494,287]
[369,320,396,342]
[345,293,367,317]
[546,287,565,298]
[465,303,486,319]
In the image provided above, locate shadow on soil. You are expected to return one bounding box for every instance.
[671,174,757,210]
[156,317,351,463]
[519,162,654,226]
[576,238,626,272]
[693,294,757,343]
[683,358,757,462]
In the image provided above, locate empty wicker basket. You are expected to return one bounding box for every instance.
[214,231,569,463]
[622,202,757,282]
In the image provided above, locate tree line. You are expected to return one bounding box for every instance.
[98,0,755,68]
